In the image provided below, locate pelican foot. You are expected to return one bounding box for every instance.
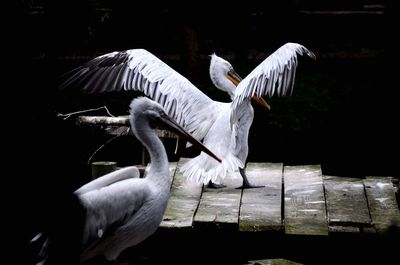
[238,167,265,189]
[206,181,226,189]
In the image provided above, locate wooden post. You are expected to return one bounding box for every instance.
[91,161,117,179]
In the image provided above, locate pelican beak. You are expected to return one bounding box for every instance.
[226,68,242,86]
[157,113,222,163]
[251,96,271,110]
[227,68,271,110]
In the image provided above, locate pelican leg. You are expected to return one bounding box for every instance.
[238,167,264,189]
[206,180,226,189]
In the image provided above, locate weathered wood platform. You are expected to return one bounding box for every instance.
[151,158,400,235]
[117,158,399,264]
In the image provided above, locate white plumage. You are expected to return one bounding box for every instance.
[60,43,315,188]
[33,97,220,264]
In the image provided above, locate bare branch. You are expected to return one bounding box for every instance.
[76,115,178,139]
[87,133,124,165]
[57,106,116,120]
[76,116,130,126]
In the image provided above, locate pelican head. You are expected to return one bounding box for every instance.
[130,97,221,162]
[209,53,242,100]
[209,54,271,110]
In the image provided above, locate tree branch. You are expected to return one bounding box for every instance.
[76,115,178,139]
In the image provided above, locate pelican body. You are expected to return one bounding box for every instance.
[60,43,315,188]
[34,97,220,264]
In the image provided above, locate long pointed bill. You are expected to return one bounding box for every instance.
[226,68,242,86]
[251,96,271,110]
[227,68,271,110]
[157,114,222,163]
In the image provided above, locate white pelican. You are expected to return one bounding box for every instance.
[60,43,315,188]
[33,97,221,264]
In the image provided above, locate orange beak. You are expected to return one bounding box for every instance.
[251,96,271,110]
[226,71,241,86]
[227,68,271,110]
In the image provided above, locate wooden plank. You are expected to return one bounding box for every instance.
[364,177,400,233]
[245,258,304,265]
[239,162,283,232]
[328,225,360,233]
[161,158,203,228]
[284,165,328,236]
[324,176,371,232]
[193,169,243,230]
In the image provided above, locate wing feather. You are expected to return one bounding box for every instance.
[78,178,147,255]
[61,49,222,141]
[231,43,315,122]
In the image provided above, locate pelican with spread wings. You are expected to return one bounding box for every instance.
[60,43,315,188]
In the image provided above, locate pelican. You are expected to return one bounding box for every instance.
[60,43,315,188]
[33,97,221,264]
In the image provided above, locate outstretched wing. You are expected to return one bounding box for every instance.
[60,49,224,141]
[230,43,315,122]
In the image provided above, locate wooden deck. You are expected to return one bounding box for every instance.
[155,158,400,235]
[118,158,399,264]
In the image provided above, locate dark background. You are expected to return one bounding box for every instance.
[10,0,397,263]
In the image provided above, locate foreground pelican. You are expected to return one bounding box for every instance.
[33,97,221,264]
[60,43,315,188]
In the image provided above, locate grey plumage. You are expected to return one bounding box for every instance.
[32,97,220,264]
